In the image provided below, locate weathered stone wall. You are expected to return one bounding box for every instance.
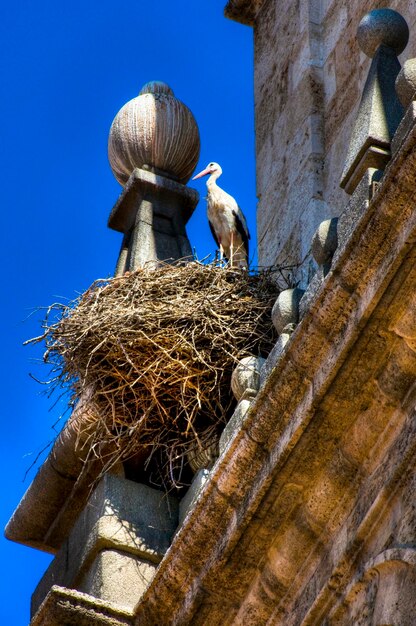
[253,0,416,280]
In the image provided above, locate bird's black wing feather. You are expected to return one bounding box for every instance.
[233,210,250,260]
[208,219,220,249]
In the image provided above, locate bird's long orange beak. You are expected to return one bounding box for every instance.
[192,167,211,180]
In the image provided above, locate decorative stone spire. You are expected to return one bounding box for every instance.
[340,9,409,195]
[107,81,201,273]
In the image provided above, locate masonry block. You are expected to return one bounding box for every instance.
[31,475,179,617]
[78,549,158,611]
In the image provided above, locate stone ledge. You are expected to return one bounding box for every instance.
[4,396,115,554]
[31,585,133,626]
[108,168,199,234]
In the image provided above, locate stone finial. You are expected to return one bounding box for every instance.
[231,356,266,402]
[340,9,408,195]
[107,81,201,273]
[271,288,305,335]
[187,436,219,473]
[396,60,416,108]
[139,81,174,96]
[357,9,409,58]
[311,218,338,275]
[108,81,200,186]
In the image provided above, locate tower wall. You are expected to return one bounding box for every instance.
[249,0,416,277]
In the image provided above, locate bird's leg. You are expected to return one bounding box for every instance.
[219,242,224,262]
[230,232,234,267]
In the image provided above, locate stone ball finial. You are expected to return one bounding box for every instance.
[108,81,200,186]
[139,81,174,96]
[231,356,265,402]
[271,288,305,335]
[396,60,416,108]
[357,9,409,58]
[311,218,338,267]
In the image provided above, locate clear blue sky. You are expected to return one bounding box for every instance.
[0,1,254,623]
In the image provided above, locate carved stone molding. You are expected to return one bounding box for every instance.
[331,549,416,625]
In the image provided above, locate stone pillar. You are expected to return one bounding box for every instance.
[340,9,409,195]
[108,168,199,273]
[107,81,201,273]
[31,475,179,619]
[5,79,201,625]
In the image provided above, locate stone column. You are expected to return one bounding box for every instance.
[109,167,199,273]
[31,475,179,617]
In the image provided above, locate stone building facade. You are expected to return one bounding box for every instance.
[5,1,416,625]
[226,0,416,280]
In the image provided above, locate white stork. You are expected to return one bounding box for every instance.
[192,162,250,268]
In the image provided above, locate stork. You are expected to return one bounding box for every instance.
[192,162,250,268]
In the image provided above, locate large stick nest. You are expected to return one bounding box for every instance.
[32,262,281,488]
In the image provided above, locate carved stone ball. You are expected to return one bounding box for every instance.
[271,288,305,335]
[187,438,218,473]
[231,356,266,402]
[396,60,416,108]
[140,81,174,96]
[357,9,409,58]
[311,218,339,266]
[108,81,200,186]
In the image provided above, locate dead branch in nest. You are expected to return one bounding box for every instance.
[29,262,282,489]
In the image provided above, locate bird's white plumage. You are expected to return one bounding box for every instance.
[193,162,250,268]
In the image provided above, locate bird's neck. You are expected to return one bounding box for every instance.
[207,172,221,189]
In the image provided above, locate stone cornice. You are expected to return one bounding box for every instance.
[224,0,266,26]
[31,586,133,626]
[129,117,416,624]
